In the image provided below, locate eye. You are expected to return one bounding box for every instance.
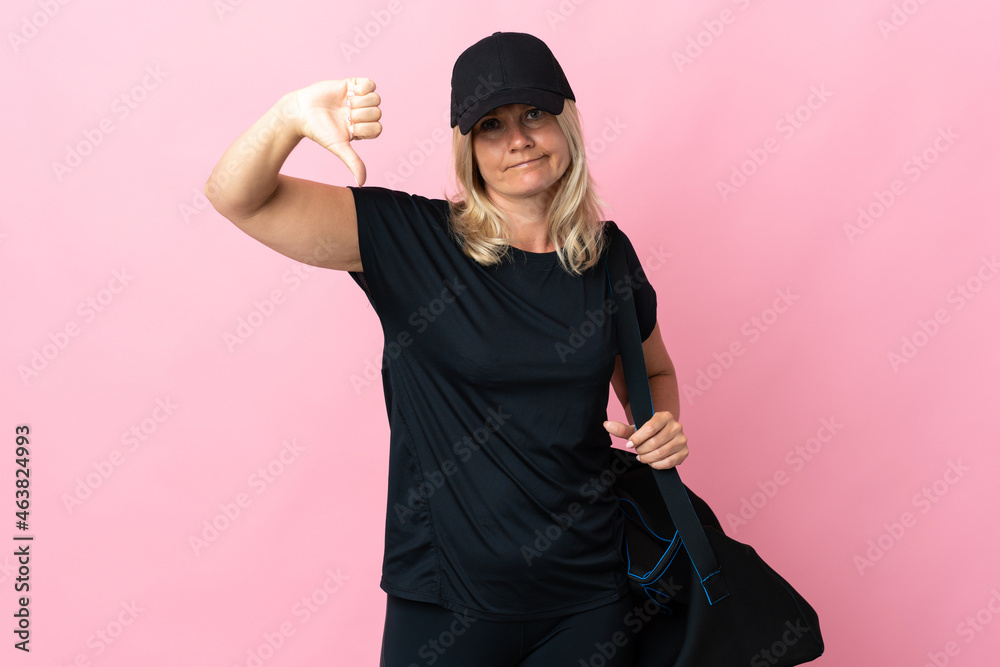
[479,117,501,132]
[525,108,544,121]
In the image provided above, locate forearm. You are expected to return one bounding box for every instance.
[204,92,303,219]
[623,371,680,426]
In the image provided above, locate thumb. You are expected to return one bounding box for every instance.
[328,142,367,187]
[603,420,636,439]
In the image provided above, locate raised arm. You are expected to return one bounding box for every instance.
[203,78,382,272]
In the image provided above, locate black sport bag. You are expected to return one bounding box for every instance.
[601,225,825,666]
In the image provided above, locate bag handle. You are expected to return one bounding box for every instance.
[603,224,730,605]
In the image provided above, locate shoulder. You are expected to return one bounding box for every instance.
[601,221,650,276]
[603,220,646,251]
[600,220,627,251]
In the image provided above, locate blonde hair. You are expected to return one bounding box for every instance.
[446,99,607,276]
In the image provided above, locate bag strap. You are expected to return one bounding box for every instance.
[603,224,730,605]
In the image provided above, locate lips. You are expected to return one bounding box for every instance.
[509,156,543,169]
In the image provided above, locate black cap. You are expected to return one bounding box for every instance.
[450,32,575,135]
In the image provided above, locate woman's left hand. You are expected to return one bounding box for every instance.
[604,411,689,470]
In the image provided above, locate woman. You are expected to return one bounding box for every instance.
[206,31,688,667]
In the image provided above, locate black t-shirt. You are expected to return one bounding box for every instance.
[346,186,657,621]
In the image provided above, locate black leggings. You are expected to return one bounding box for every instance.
[379,593,638,667]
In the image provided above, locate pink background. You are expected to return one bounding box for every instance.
[3,0,1000,665]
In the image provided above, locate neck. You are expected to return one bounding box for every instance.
[488,187,557,253]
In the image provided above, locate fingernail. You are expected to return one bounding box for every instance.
[626,441,634,449]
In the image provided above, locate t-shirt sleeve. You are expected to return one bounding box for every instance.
[345,185,454,316]
[616,224,658,343]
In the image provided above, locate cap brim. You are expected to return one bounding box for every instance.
[457,89,566,135]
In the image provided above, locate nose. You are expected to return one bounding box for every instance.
[507,123,532,151]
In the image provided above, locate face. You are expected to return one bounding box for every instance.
[470,103,571,205]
